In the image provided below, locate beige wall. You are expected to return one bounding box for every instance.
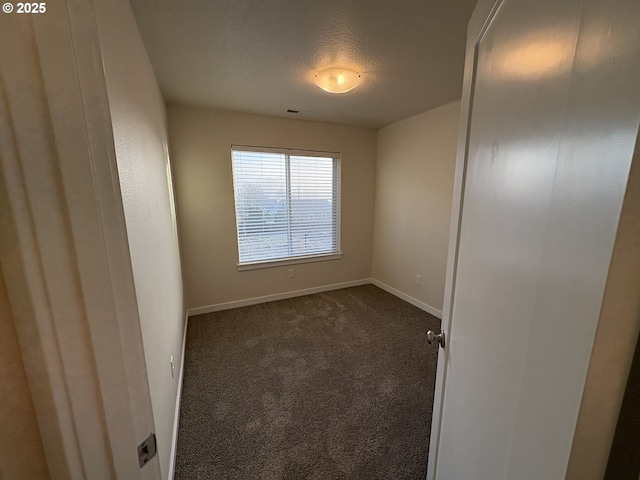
[168,106,376,310]
[372,101,460,315]
[0,270,49,479]
[566,122,640,480]
[96,1,185,477]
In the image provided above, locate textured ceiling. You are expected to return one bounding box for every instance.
[129,0,478,128]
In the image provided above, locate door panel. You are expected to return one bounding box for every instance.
[434,0,640,478]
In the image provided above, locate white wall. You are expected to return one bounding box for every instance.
[0,270,49,479]
[372,101,460,315]
[167,106,376,311]
[95,1,184,477]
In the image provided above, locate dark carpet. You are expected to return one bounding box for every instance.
[174,284,440,479]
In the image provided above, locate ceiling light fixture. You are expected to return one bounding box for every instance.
[314,67,361,94]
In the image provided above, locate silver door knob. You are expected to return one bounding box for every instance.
[426,330,446,348]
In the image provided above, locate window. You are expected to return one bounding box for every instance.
[231,146,341,269]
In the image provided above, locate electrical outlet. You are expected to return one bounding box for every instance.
[288,268,295,278]
[416,275,422,286]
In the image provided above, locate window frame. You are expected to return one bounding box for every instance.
[231,145,342,271]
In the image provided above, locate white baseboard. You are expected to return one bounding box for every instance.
[370,279,442,319]
[186,278,442,319]
[167,311,188,480]
[187,279,372,316]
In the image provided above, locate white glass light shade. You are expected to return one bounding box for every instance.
[314,67,361,94]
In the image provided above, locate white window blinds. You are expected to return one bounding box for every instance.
[231,146,341,265]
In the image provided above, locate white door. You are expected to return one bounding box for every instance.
[427,0,640,479]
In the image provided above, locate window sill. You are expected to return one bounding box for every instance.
[237,253,342,271]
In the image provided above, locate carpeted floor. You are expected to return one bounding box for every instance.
[174,284,441,479]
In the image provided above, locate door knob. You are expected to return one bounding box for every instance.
[426,330,446,348]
